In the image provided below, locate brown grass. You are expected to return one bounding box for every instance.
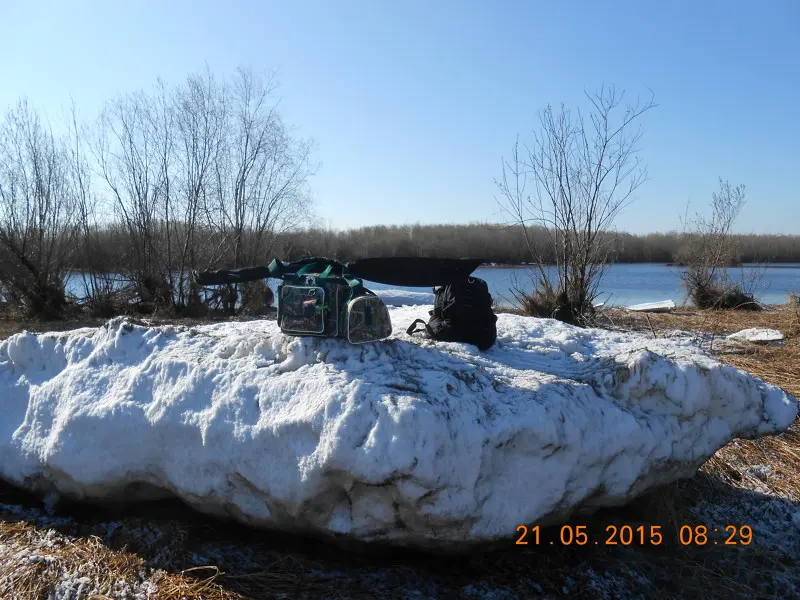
[0,520,148,599]
[0,518,251,600]
[1,306,798,599]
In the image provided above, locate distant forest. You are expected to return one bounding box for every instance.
[276,224,800,265]
[69,222,800,270]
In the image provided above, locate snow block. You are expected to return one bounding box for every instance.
[0,309,797,549]
[726,328,785,344]
[626,300,676,313]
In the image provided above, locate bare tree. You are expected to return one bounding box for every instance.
[94,87,172,312]
[680,179,759,309]
[93,68,312,315]
[0,101,78,318]
[66,104,121,316]
[207,68,315,313]
[496,86,656,324]
[169,70,226,313]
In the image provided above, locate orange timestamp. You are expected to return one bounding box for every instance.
[515,524,753,547]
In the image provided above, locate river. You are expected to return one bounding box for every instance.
[66,263,800,308]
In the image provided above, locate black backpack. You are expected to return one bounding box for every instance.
[406,277,498,350]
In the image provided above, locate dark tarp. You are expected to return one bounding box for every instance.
[194,257,484,287]
[347,257,483,286]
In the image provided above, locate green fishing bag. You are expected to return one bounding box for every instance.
[269,258,392,344]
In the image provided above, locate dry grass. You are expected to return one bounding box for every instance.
[1,305,799,599]
[0,515,246,600]
[0,520,151,599]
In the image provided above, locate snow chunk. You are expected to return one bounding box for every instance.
[0,310,796,549]
[726,328,784,344]
[626,300,675,313]
[746,464,773,481]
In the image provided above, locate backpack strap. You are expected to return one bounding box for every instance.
[406,318,434,337]
[297,260,333,277]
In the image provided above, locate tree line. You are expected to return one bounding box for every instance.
[60,222,800,269]
[275,224,800,265]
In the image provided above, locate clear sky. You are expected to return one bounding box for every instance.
[1,0,798,234]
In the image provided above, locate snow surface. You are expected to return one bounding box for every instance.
[0,308,796,548]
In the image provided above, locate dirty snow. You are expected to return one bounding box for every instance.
[746,464,774,481]
[690,491,800,558]
[0,307,796,548]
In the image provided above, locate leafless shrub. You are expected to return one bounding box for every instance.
[63,106,123,317]
[93,84,169,313]
[0,101,79,319]
[681,179,761,310]
[206,68,315,309]
[93,68,315,316]
[496,86,656,325]
[239,281,275,316]
[788,292,799,331]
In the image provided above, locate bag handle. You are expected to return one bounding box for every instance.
[406,318,434,337]
[270,257,364,300]
[268,258,285,278]
[269,256,348,278]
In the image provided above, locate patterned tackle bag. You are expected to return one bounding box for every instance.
[268,257,392,344]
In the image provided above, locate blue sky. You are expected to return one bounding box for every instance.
[1,0,798,234]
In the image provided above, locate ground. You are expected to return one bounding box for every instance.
[1,305,798,600]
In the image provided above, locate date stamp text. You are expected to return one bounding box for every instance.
[515,524,753,547]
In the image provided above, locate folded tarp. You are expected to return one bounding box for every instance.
[195,257,484,288]
[348,257,483,286]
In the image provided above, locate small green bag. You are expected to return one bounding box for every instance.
[346,294,392,344]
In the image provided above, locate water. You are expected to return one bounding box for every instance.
[365,263,800,307]
[66,263,800,309]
